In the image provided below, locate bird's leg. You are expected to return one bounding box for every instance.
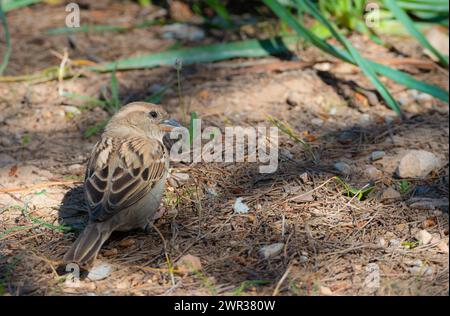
[152,207,166,221]
[144,207,166,234]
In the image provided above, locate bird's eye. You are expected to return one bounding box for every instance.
[149,111,158,118]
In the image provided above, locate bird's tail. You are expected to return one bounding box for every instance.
[63,222,113,266]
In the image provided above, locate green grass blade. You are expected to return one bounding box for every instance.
[109,67,120,112]
[384,0,449,68]
[0,1,11,75]
[205,0,232,27]
[2,0,42,12]
[91,36,300,72]
[189,112,198,147]
[397,0,449,12]
[138,0,152,7]
[300,0,402,115]
[46,24,129,35]
[263,0,449,104]
[368,62,449,102]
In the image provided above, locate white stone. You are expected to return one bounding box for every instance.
[259,243,284,259]
[397,150,440,179]
[87,262,113,281]
[416,230,433,245]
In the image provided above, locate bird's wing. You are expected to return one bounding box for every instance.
[84,136,168,222]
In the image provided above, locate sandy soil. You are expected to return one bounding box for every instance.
[0,1,448,296]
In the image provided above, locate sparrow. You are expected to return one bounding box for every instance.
[64,102,180,266]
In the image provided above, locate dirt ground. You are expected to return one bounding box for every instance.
[0,1,449,296]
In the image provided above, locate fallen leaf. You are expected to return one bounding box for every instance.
[8,165,18,177]
[422,218,436,229]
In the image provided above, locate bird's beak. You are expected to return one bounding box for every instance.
[161,118,182,132]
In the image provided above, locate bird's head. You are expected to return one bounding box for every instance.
[106,102,181,140]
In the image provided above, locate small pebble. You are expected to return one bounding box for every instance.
[370,151,385,161]
[334,161,352,175]
[388,239,401,249]
[337,131,356,145]
[364,165,383,180]
[416,230,433,245]
[397,150,440,179]
[233,197,249,214]
[176,254,202,274]
[381,187,401,201]
[161,23,205,41]
[280,148,293,159]
[259,243,284,259]
[87,262,113,281]
[311,118,324,126]
[320,286,333,296]
[437,241,449,254]
[172,172,190,183]
[286,92,299,107]
[299,172,309,183]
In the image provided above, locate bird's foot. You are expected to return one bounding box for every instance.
[152,207,166,221]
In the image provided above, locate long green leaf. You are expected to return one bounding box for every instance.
[300,0,401,115]
[2,0,42,12]
[384,0,449,68]
[92,36,300,72]
[0,1,11,75]
[263,0,449,103]
[397,0,449,12]
[205,0,232,26]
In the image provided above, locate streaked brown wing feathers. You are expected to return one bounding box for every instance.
[84,136,167,222]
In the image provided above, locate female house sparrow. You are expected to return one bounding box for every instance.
[64,102,180,266]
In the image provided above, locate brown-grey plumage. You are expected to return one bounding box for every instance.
[64,102,179,266]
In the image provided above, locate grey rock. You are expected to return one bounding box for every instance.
[364,165,383,180]
[280,148,293,160]
[259,243,284,259]
[381,187,401,201]
[388,239,401,249]
[406,259,433,276]
[87,262,113,281]
[172,172,190,183]
[416,230,433,245]
[161,23,205,41]
[233,197,249,214]
[397,150,440,179]
[337,131,357,144]
[334,161,352,175]
[286,92,299,107]
[370,151,385,161]
[205,186,219,198]
[68,164,84,175]
[299,172,309,183]
[311,118,324,126]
